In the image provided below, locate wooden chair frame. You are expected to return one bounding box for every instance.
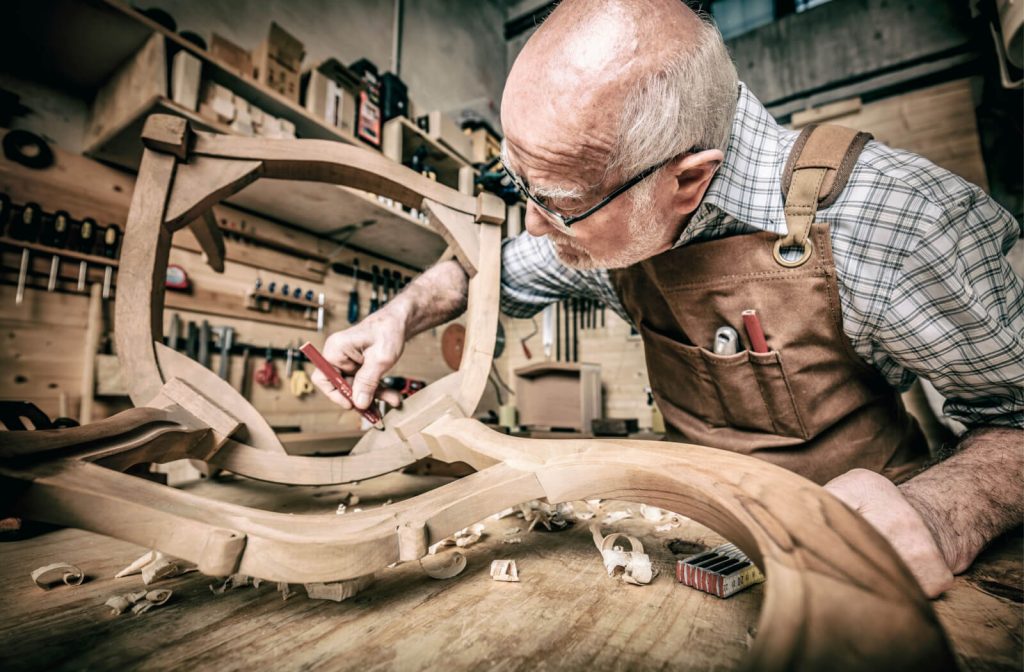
[0,116,954,671]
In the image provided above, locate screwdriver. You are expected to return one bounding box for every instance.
[348,258,360,324]
[74,217,97,292]
[10,202,41,305]
[100,224,120,299]
[381,269,391,306]
[369,265,380,313]
[44,211,71,292]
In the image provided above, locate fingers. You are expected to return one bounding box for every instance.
[351,348,393,409]
[310,368,353,409]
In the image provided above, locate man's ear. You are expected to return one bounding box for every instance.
[667,149,724,215]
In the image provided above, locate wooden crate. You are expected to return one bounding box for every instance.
[514,362,601,432]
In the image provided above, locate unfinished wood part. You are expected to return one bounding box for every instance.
[420,551,467,580]
[164,156,263,230]
[422,198,480,277]
[114,148,176,407]
[151,377,241,452]
[141,114,193,160]
[153,343,285,454]
[304,574,375,602]
[187,209,226,272]
[78,282,103,424]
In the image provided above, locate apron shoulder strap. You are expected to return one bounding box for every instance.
[774,124,873,268]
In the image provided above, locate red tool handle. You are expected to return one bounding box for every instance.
[741,309,769,354]
[299,342,384,428]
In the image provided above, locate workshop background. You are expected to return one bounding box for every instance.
[0,0,1021,668]
[0,0,1021,442]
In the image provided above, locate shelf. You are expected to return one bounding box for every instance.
[84,95,448,269]
[383,116,474,191]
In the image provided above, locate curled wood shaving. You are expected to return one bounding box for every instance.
[601,510,633,525]
[520,501,572,532]
[420,551,467,579]
[106,588,173,616]
[590,523,657,586]
[31,562,85,589]
[277,582,296,601]
[502,537,522,544]
[304,574,374,602]
[490,559,520,582]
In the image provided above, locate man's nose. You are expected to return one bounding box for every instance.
[524,202,556,237]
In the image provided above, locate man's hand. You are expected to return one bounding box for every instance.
[311,311,406,410]
[825,468,954,598]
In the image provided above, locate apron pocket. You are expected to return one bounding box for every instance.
[697,349,808,439]
[639,325,724,427]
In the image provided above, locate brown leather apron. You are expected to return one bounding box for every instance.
[609,124,928,484]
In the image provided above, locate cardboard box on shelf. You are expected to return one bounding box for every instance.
[210,33,252,77]
[302,68,356,135]
[253,21,305,103]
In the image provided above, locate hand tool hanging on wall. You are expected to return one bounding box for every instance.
[240,346,252,398]
[369,265,380,313]
[185,321,198,360]
[198,320,211,368]
[284,343,295,380]
[73,217,96,292]
[165,264,190,291]
[571,298,579,362]
[555,302,561,361]
[42,211,70,292]
[255,346,280,387]
[215,326,234,380]
[381,269,391,306]
[167,313,181,350]
[520,317,538,359]
[348,259,360,323]
[9,202,40,305]
[300,341,384,429]
[316,292,326,332]
[100,224,120,299]
[304,289,315,320]
[290,365,315,397]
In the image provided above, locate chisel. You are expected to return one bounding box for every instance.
[74,217,97,292]
[198,320,211,368]
[100,224,120,299]
[348,258,360,323]
[369,265,380,313]
[381,269,391,306]
[43,211,70,292]
[10,202,41,305]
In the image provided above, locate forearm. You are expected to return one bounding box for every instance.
[899,426,1024,574]
[386,259,469,337]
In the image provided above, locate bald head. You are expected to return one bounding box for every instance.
[503,0,711,185]
[501,0,738,271]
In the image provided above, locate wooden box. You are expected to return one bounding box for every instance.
[210,33,252,77]
[252,22,305,103]
[514,362,602,432]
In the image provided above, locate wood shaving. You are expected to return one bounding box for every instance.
[106,588,172,616]
[502,537,522,544]
[490,507,517,520]
[591,523,657,585]
[304,574,374,602]
[490,559,519,582]
[31,562,85,589]
[209,573,261,594]
[277,582,296,601]
[420,551,467,579]
[116,550,196,584]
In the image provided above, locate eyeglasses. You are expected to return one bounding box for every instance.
[501,156,673,236]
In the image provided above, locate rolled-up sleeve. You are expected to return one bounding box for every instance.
[499,232,629,321]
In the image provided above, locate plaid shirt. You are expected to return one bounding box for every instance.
[500,83,1024,428]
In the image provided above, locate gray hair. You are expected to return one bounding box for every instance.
[606,14,739,179]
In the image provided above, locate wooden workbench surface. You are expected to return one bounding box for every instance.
[0,472,1020,671]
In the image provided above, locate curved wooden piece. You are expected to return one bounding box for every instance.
[154,343,285,453]
[4,417,954,671]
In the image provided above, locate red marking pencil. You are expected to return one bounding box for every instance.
[741,309,769,354]
[300,341,385,430]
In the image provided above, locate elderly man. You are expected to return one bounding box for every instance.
[313,0,1023,598]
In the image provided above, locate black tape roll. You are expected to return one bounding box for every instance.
[3,130,54,170]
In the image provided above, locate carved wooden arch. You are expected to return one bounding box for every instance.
[0,116,955,671]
